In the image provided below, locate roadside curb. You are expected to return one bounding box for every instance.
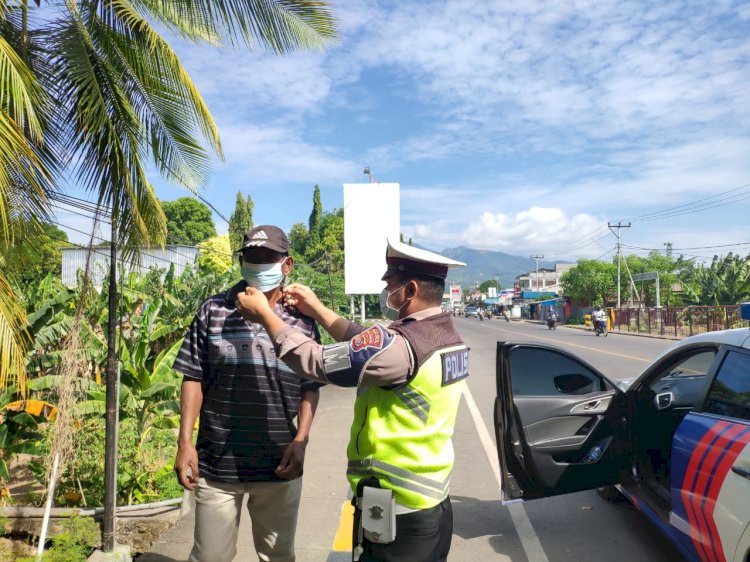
[520,319,682,341]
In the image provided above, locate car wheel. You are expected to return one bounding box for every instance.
[597,485,625,502]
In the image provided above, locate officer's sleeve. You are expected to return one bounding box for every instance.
[274,324,413,387]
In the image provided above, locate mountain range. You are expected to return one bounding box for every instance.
[439,246,568,289]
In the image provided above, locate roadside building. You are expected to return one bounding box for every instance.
[515,263,574,294]
[61,245,199,289]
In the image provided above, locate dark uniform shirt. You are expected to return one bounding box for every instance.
[174,281,322,482]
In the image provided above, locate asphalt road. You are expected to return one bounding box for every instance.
[448,316,687,562]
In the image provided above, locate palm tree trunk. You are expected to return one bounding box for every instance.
[103,217,119,552]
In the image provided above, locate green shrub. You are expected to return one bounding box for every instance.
[17,516,99,562]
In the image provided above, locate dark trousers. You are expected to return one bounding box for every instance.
[353,497,453,562]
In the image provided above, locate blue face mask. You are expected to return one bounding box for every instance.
[241,260,286,292]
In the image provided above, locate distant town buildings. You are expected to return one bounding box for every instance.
[515,263,574,294]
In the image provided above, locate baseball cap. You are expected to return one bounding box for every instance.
[381,238,465,280]
[239,225,289,254]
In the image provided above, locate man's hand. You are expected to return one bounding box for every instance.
[175,443,200,491]
[282,283,323,318]
[236,286,272,322]
[275,439,307,480]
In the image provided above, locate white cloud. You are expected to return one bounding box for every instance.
[459,207,604,254]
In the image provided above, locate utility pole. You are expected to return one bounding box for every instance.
[530,255,544,291]
[608,222,631,309]
[494,273,501,289]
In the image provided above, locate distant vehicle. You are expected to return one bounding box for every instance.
[493,303,750,562]
[465,306,479,318]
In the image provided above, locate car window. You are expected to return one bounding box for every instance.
[664,352,716,378]
[509,347,606,396]
[647,349,717,408]
[703,351,750,421]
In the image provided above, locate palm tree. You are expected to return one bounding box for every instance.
[0,0,337,392]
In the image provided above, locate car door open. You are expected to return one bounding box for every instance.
[494,342,631,502]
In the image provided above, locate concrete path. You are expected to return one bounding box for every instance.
[138,384,355,562]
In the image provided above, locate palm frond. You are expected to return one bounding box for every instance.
[0,34,44,140]
[0,271,28,393]
[96,1,221,188]
[0,111,50,245]
[130,0,338,51]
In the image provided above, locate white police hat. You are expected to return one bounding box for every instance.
[381,238,465,280]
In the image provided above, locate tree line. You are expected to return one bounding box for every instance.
[560,250,750,307]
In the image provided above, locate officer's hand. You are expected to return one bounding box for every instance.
[282,283,322,317]
[275,439,306,480]
[175,443,199,491]
[236,287,270,321]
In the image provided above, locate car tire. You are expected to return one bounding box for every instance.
[597,485,625,502]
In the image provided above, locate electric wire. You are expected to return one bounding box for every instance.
[616,183,750,223]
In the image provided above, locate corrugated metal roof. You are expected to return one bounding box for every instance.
[61,245,199,288]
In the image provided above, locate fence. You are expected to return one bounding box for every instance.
[611,305,746,338]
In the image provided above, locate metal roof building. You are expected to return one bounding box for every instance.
[61,245,199,288]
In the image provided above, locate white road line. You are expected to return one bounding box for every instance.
[462,385,550,562]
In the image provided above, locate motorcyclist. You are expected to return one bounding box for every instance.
[546,308,558,329]
[592,306,607,333]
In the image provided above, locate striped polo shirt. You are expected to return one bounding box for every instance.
[174,281,322,482]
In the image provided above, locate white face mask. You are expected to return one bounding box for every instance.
[379,283,409,321]
[240,260,286,292]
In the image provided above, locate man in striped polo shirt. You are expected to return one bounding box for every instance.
[174,225,322,562]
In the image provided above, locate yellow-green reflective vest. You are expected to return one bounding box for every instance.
[346,343,468,510]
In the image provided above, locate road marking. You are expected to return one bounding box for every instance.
[462,385,550,562]
[332,500,354,551]
[479,321,652,363]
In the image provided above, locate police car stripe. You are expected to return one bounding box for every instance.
[703,427,750,562]
[691,423,745,562]
[681,421,729,562]
[699,425,748,562]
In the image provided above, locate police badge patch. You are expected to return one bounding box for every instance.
[322,325,394,387]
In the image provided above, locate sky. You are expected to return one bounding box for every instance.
[59,0,750,264]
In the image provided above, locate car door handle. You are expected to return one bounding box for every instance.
[570,396,612,414]
[732,466,750,480]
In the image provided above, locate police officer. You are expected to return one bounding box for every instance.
[236,238,468,562]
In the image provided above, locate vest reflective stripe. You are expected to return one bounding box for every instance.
[347,458,451,495]
[347,343,468,510]
[392,387,430,423]
[347,468,448,500]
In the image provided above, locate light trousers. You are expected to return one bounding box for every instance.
[188,476,303,562]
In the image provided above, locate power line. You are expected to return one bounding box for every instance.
[617,183,750,223]
[194,193,230,225]
[621,242,750,252]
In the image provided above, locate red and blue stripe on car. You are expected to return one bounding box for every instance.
[671,413,750,562]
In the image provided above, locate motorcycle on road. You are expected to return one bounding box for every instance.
[594,320,608,337]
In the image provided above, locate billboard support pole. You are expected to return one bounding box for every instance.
[350,295,355,320]
[360,295,366,323]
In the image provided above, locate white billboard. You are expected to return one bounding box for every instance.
[343,183,400,295]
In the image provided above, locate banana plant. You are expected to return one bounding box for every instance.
[0,386,48,490]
